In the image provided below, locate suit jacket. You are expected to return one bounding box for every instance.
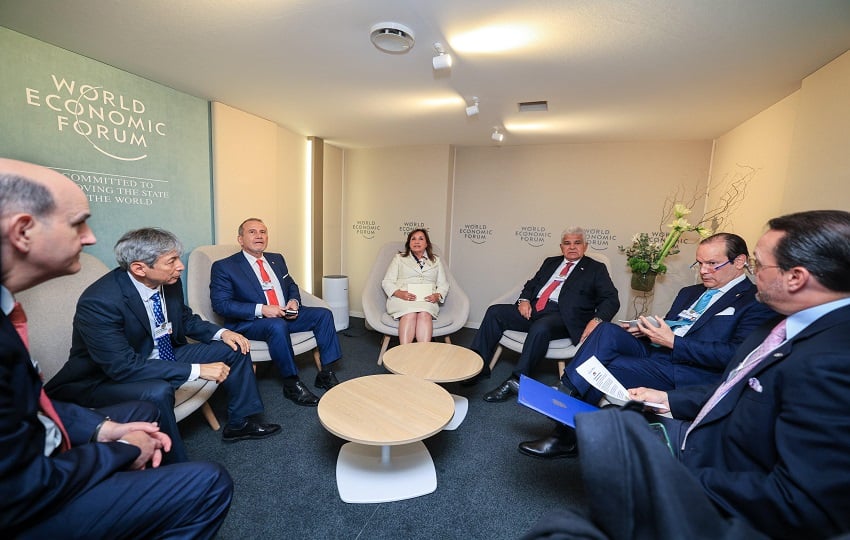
[0,312,139,533]
[668,305,850,538]
[662,279,776,385]
[381,253,449,299]
[519,255,620,337]
[46,268,221,394]
[210,251,301,323]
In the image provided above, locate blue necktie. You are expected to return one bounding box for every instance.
[666,289,719,329]
[151,292,176,361]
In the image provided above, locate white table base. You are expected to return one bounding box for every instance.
[443,394,468,431]
[335,441,436,503]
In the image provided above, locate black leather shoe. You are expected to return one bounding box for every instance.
[460,369,491,387]
[518,435,578,459]
[222,421,282,442]
[315,370,339,390]
[283,380,320,406]
[483,376,520,402]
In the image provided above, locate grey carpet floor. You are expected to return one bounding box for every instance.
[180,318,587,539]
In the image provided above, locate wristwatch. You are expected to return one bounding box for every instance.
[592,316,604,323]
[517,298,529,305]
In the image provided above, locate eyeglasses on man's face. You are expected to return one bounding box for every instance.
[690,259,732,272]
[748,258,781,274]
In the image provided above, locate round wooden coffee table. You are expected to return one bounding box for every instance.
[317,374,455,503]
[382,342,483,430]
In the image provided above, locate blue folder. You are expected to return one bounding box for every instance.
[517,374,598,427]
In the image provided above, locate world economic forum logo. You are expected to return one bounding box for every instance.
[515,225,551,247]
[352,220,381,239]
[25,75,167,162]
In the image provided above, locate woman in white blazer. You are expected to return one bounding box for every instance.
[381,228,450,344]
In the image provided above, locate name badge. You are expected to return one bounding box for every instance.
[261,281,274,291]
[154,322,173,340]
[554,276,566,282]
[677,309,698,322]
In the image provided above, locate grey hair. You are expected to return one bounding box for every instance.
[114,228,183,270]
[0,173,56,219]
[238,218,265,236]
[561,226,586,241]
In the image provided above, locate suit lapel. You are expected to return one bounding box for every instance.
[117,270,154,337]
[235,253,266,301]
[688,280,750,333]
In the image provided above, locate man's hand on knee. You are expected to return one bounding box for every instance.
[200,362,231,383]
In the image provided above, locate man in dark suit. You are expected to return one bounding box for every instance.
[210,218,342,406]
[468,226,620,402]
[1,158,232,538]
[524,210,850,540]
[520,233,776,458]
[47,228,281,462]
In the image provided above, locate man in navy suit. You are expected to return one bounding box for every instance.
[520,232,776,458]
[467,226,620,402]
[524,210,850,540]
[47,228,281,462]
[1,158,232,538]
[210,218,342,406]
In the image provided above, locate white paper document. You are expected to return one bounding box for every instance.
[406,283,434,300]
[575,355,668,410]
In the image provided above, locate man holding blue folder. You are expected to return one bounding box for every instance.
[522,210,850,540]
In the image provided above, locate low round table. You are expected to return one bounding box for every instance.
[382,342,483,430]
[317,374,455,503]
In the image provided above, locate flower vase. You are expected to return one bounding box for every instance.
[630,271,657,292]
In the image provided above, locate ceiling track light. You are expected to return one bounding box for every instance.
[465,96,480,117]
[432,42,453,70]
[370,22,415,54]
[491,127,505,143]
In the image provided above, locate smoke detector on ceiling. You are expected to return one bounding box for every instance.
[370,22,415,53]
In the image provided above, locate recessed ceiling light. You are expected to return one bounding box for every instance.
[370,22,415,54]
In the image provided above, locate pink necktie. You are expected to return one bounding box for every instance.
[535,262,573,312]
[256,259,280,306]
[683,319,787,447]
[9,302,72,452]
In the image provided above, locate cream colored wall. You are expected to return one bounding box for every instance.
[709,49,850,248]
[343,145,453,316]
[450,142,713,325]
[323,144,344,275]
[707,92,799,245]
[210,102,311,288]
[783,50,850,213]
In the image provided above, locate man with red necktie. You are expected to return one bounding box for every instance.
[523,210,850,540]
[464,226,620,402]
[1,158,232,538]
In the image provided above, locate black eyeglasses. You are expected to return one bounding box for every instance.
[690,260,732,272]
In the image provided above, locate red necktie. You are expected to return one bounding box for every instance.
[10,302,71,452]
[535,262,574,312]
[256,259,280,306]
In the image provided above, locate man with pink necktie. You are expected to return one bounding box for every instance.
[464,226,619,402]
[523,210,850,540]
[0,158,232,538]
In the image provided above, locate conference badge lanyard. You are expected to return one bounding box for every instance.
[152,287,173,340]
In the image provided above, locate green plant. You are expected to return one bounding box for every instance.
[619,204,711,274]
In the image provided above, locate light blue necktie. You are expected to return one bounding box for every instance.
[666,289,719,329]
[151,292,176,361]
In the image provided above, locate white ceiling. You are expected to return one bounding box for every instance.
[2,0,850,148]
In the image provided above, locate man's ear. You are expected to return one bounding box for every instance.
[5,213,36,253]
[128,260,148,279]
[785,266,809,293]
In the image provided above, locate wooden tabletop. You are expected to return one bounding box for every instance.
[382,342,483,383]
[317,374,455,445]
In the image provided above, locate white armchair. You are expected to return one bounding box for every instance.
[18,253,220,429]
[487,252,612,377]
[187,244,325,372]
[362,241,470,365]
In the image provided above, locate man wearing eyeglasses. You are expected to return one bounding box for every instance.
[520,233,775,459]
